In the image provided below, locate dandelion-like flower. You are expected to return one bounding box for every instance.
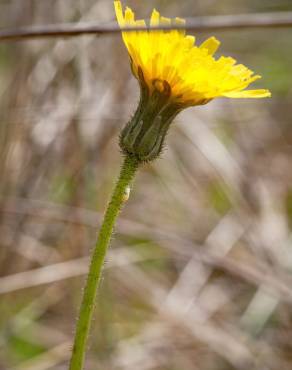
[69,5,272,368]
[115,1,271,161]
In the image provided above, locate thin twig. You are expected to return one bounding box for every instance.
[0,12,292,42]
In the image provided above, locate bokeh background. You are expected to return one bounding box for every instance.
[1,1,292,369]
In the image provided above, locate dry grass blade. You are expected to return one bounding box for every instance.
[8,342,71,370]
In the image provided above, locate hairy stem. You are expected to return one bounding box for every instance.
[69,155,139,370]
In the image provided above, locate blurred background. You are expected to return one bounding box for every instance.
[1,0,292,369]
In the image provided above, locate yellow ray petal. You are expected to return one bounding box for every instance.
[223,89,271,98]
[125,6,135,23]
[150,9,160,26]
[200,37,220,55]
[174,17,186,36]
[185,35,195,47]
[160,16,171,26]
[114,1,125,25]
[135,19,146,27]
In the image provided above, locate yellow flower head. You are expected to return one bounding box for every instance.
[115,1,271,162]
[114,1,271,106]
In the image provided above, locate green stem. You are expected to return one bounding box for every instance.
[69,155,139,370]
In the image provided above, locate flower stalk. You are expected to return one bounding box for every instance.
[69,154,139,370]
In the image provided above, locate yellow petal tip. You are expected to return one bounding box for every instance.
[223,89,271,98]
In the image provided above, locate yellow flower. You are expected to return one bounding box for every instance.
[114,1,271,106]
[114,1,271,162]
